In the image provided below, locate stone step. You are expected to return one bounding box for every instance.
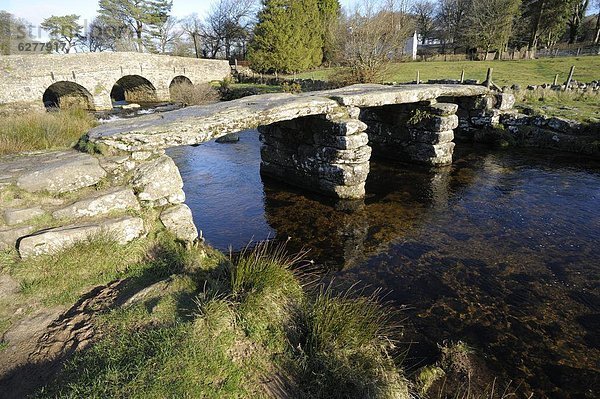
[18,216,145,258]
[0,225,34,251]
[52,187,140,220]
[15,151,107,194]
[3,207,45,226]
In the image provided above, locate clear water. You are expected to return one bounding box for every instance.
[167,131,600,397]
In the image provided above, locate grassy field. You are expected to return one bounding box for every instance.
[515,89,600,123]
[297,56,600,87]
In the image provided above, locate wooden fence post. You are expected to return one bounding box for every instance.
[565,66,575,89]
[484,68,493,89]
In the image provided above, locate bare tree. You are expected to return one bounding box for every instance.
[201,0,256,59]
[148,16,182,54]
[466,0,521,54]
[567,0,589,43]
[336,0,414,83]
[436,0,472,53]
[181,14,203,58]
[412,1,436,44]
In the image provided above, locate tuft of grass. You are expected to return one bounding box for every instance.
[290,286,409,399]
[0,109,97,156]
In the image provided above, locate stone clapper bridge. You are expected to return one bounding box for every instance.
[2,83,514,259]
[88,83,496,200]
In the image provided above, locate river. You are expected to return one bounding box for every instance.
[167,130,599,398]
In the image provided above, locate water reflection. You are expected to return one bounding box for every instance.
[169,130,600,398]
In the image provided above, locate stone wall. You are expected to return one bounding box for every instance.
[447,93,600,157]
[0,53,231,110]
[0,149,198,259]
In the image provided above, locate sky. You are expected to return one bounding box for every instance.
[0,0,357,39]
[0,0,598,41]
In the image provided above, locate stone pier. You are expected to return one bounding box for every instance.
[360,101,459,166]
[259,110,371,199]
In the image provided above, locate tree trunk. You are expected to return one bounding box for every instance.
[595,12,600,44]
[528,0,545,52]
[136,21,143,52]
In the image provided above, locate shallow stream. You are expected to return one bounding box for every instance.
[168,131,600,398]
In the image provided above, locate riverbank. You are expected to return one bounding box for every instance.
[1,226,407,398]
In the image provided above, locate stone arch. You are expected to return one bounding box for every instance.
[42,81,95,110]
[170,75,193,89]
[111,75,158,103]
[169,75,194,99]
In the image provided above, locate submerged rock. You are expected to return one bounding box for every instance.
[216,133,240,143]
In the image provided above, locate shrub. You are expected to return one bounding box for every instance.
[0,108,96,155]
[281,82,302,94]
[169,83,220,106]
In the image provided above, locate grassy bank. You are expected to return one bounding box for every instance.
[515,88,600,124]
[296,56,600,87]
[1,234,409,398]
[0,109,96,156]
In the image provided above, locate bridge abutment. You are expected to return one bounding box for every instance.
[258,110,371,199]
[361,101,459,166]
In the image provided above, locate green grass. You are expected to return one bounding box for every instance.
[296,56,600,87]
[514,88,600,124]
[0,108,96,156]
[32,241,409,398]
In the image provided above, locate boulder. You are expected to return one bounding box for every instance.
[132,156,185,206]
[16,152,107,194]
[160,204,199,243]
[216,133,240,143]
[495,93,515,110]
[0,225,34,251]
[18,216,145,258]
[52,187,140,220]
[3,207,45,226]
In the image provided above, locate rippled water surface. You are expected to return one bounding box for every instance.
[167,131,600,398]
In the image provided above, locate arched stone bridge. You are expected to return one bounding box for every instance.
[0,52,230,110]
[88,84,511,200]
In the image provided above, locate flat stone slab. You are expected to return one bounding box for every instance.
[18,216,145,258]
[0,150,107,194]
[0,225,34,251]
[87,84,488,152]
[88,93,341,152]
[52,187,140,219]
[322,84,488,108]
[3,207,45,226]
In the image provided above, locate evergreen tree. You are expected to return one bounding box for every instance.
[98,0,172,52]
[41,15,83,53]
[520,0,578,51]
[317,0,341,64]
[249,0,323,73]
